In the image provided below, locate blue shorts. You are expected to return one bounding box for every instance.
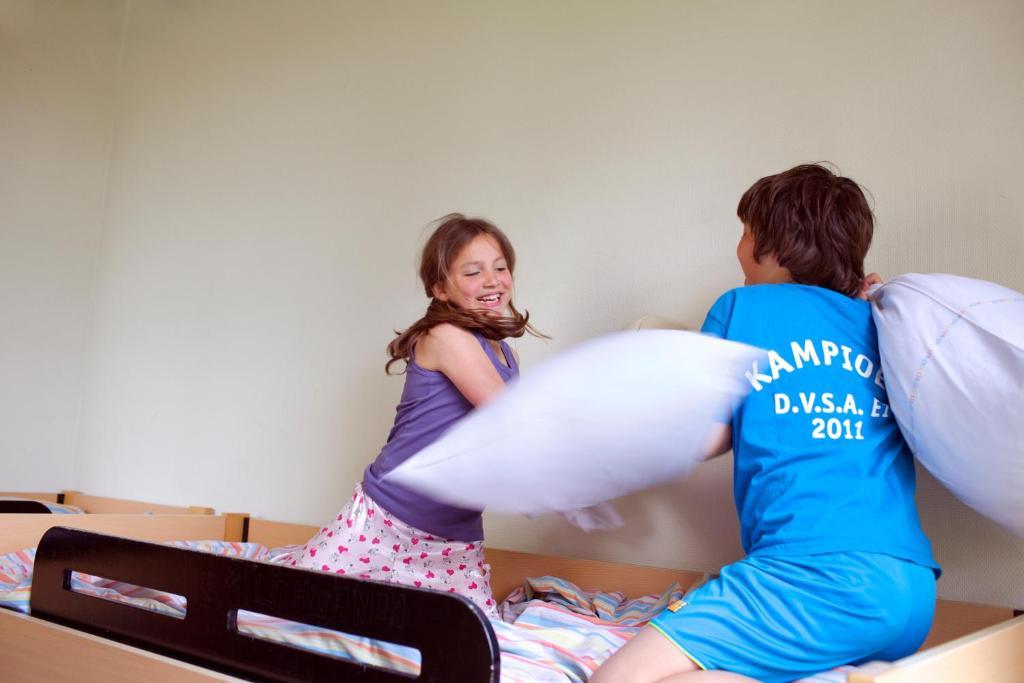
[649,552,936,683]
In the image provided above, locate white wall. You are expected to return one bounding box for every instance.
[7,0,1024,607]
[0,0,123,489]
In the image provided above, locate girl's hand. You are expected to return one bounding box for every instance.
[859,272,883,300]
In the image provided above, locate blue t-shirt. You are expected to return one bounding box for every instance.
[702,284,938,573]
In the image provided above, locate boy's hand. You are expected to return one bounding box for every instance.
[859,272,883,300]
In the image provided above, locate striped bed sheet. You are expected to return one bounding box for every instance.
[0,544,850,682]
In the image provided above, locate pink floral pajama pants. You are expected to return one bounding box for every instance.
[287,484,497,616]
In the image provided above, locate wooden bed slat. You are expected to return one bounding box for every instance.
[0,492,60,503]
[32,527,501,682]
[63,492,213,515]
[0,514,232,554]
[221,512,248,543]
[486,547,707,601]
[246,518,316,549]
[243,519,710,601]
[0,491,218,514]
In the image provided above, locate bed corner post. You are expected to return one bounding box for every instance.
[222,513,249,542]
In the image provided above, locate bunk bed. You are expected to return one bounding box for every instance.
[0,519,1019,682]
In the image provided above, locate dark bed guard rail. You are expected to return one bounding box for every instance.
[0,498,53,513]
[31,527,501,682]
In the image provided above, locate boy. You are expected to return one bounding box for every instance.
[593,164,938,683]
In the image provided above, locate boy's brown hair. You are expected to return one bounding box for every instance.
[737,163,873,297]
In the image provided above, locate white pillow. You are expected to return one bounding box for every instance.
[385,330,765,516]
[871,273,1024,537]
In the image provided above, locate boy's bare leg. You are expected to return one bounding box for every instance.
[655,672,759,682]
[589,628,694,682]
[591,628,758,683]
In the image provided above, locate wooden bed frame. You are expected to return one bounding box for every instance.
[1,517,1020,682]
[0,490,216,515]
[0,511,247,556]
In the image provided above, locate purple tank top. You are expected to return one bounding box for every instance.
[361,331,519,541]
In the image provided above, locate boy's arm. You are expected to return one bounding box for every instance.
[698,291,737,460]
[703,422,732,461]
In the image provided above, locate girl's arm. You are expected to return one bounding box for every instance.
[415,323,506,407]
[859,272,883,299]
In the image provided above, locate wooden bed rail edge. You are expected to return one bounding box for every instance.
[0,492,61,503]
[61,491,216,515]
[0,609,244,682]
[848,615,1024,683]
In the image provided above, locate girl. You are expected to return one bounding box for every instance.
[288,213,543,616]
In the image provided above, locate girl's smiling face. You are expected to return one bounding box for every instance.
[432,234,513,312]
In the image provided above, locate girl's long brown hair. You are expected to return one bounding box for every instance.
[386,214,546,374]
